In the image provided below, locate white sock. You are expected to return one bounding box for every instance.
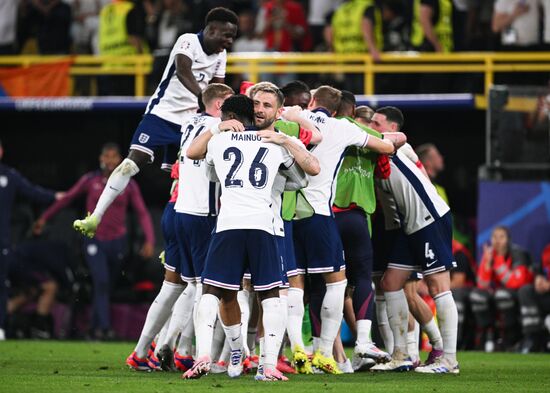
[211,318,225,361]
[222,323,243,352]
[407,320,420,363]
[92,158,139,219]
[237,290,251,356]
[176,315,195,357]
[262,297,284,369]
[195,294,220,358]
[279,294,288,339]
[258,337,265,367]
[385,289,409,358]
[287,287,306,351]
[219,337,231,362]
[319,280,347,357]
[134,281,184,358]
[375,295,394,353]
[247,327,258,355]
[161,283,196,351]
[312,336,320,352]
[434,291,458,363]
[356,319,373,347]
[422,317,443,351]
[193,283,202,325]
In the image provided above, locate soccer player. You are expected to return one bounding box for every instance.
[35,143,155,340]
[369,107,460,374]
[332,92,391,370]
[73,7,238,238]
[126,84,234,371]
[291,86,405,374]
[183,94,313,382]
[0,138,62,340]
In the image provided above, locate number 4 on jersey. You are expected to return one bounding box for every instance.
[425,242,435,260]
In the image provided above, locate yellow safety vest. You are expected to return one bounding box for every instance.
[411,0,453,52]
[98,1,138,56]
[332,0,383,53]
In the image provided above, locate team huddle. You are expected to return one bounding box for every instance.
[72,7,459,382]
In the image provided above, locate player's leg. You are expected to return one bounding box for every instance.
[452,286,471,349]
[370,267,413,371]
[518,284,543,353]
[0,247,10,340]
[82,238,110,337]
[417,271,459,373]
[406,314,420,367]
[404,279,444,364]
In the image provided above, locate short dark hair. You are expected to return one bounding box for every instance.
[336,90,356,117]
[101,142,121,155]
[221,94,255,125]
[415,143,437,162]
[281,80,310,99]
[205,7,238,26]
[376,106,404,130]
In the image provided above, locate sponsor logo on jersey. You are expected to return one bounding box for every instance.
[138,133,150,144]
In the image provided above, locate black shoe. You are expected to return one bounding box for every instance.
[158,344,175,371]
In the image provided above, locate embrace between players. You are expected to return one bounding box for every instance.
[73,6,459,381]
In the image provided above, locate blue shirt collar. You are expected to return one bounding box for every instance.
[244,126,258,131]
[201,112,213,117]
[197,31,208,53]
[311,107,332,117]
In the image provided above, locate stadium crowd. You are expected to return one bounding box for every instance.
[1,1,550,384]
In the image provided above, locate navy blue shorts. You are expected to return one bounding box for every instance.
[161,202,180,274]
[387,213,456,276]
[276,236,289,288]
[174,213,216,283]
[293,214,345,275]
[283,220,298,277]
[202,229,283,291]
[130,114,182,165]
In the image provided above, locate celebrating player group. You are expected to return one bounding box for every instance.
[73,6,460,382]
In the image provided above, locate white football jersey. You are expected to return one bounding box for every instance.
[175,114,221,215]
[296,109,370,217]
[146,33,227,125]
[376,149,450,235]
[206,130,295,234]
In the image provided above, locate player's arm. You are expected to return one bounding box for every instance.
[283,106,323,145]
[419,3,443,52]
[365,132,407,155]
[175,54,202,98]
[258,130,320,176]
[186,120,245,160]
[363,7,381,62]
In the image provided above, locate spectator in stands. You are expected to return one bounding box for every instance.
[378,0,411,52]
[411,0,454,53]
[307,0,342,50]
[469,226,534,351]
[233,9,266,53]
[416,143,449,204]
[26,0,72,54]
[492,0,540,50]
[517,244,550,352]
[7,239,72,339]
[0,138,62,341]
[259,0,310,52]
[144,0,193,92]
[0,0,19,54]
[97,0,149,95]
[69,0,103,54]
[33,143,155,340]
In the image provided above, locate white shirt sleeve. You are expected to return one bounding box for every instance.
[173,34,197,59]
[341,121,370,148]
[399,143,419,164]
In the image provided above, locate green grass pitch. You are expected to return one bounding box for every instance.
[1,341,549,392]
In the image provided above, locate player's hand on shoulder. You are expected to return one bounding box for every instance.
[258,130,287,145]
[219,119,245,132]
[282,105,303,122]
